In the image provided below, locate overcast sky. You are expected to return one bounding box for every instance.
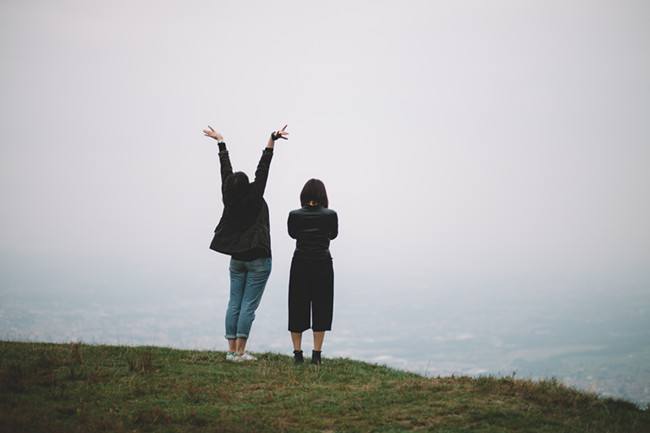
[1,0,649,291]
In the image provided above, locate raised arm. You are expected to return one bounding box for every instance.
[253,125,289,194]
[203,125,232,183]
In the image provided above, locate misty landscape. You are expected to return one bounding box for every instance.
[2,0,649,417]
[1,250,648,407]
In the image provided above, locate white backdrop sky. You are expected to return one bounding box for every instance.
[1,0,649,289]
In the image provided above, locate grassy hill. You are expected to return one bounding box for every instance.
[1,341,648,432]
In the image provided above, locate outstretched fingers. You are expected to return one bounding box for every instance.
[203,125,223,141]
[276,124,289,140]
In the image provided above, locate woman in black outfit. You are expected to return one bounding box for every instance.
[287,179,338,364]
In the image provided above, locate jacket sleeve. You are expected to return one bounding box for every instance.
[287,211,298,239]
[252,148,274,195]
[329,211,339,240]
[218,149,233,185]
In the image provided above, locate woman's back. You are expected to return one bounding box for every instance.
[288,205,338,259]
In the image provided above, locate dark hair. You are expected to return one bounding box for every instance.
[300,178,329,208]
[223,172,251,210]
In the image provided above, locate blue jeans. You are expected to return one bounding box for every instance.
[225,257,272,339]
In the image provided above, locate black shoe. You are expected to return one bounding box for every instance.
[311,350,322,365]
[293,350,304,364]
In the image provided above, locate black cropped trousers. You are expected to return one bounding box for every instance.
[288,256,334,333]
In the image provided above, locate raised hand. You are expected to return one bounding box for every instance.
[203,125,224,141]
[272,125,289,141]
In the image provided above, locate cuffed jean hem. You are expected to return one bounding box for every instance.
[224,333,251,339]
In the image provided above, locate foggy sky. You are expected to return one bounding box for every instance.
[1,0,649,289]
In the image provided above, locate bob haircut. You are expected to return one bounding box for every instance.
[300,178,329,208]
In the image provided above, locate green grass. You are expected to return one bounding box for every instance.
[1,341,648,432]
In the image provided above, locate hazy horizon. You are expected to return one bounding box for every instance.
[2,248,649,406]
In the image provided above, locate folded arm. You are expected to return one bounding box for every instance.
[329,212,339,240]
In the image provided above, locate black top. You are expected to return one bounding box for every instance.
[288,205,338,259]
[209,144,273,260]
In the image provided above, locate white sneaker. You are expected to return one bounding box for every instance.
[239,352,257,362]
[226,351,239,362]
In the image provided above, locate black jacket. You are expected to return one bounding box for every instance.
[210,146,273,259]
[288,205,338,259]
